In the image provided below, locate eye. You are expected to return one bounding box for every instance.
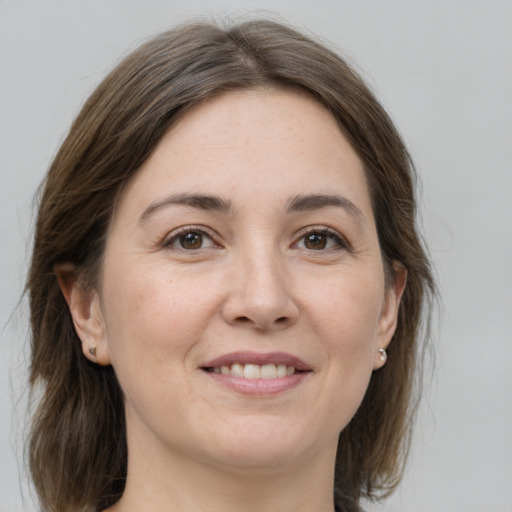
[294,228,349,252]
[164,227,217,251]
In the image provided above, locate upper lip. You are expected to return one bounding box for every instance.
[202,351,312,371]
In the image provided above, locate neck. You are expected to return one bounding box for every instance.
[106,431,338,512]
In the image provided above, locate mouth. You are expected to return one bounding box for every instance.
[203,363,299,379]
[200,351,312,383]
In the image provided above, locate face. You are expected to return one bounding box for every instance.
[67,89,404,475]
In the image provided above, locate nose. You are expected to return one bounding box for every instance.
[221,249,299,331]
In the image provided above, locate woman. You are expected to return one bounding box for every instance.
[27,19,435,512]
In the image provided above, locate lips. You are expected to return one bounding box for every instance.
[203,351,310,371]
[201,351,312,389]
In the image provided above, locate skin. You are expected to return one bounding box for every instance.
[58,88,406,512]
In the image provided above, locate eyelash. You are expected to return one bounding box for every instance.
[293,227,350,253]
[162,226,219,251]
[162,225,350,253]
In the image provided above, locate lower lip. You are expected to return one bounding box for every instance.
[203,371,310,396]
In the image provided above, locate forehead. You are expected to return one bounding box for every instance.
[113,88,373,222]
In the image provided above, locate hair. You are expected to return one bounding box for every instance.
[27,18,435,512]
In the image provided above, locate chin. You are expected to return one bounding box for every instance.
[198,417,334,472]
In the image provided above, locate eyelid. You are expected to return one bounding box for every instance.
[292,225,352,252]
[162,225,221,250]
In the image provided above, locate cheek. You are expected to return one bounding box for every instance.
[309,270,384,355]
[99,261,223,431]
[302,269,385,427]
[100,259,219,373]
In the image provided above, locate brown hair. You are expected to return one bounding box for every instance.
[27,19,435,512]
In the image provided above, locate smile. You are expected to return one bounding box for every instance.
[200,351,312,394]
[206,363,296,379]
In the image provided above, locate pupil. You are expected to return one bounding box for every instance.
[305,233,326,250]
[181,232,202,249]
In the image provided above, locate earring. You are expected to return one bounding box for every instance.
[378,348,387,363]
[88,346,97,357]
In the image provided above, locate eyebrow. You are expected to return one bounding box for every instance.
[138,192,363,224]
[138,193,232,224]
[285,194,363,218]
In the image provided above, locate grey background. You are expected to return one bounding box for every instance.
[1,1,511,511]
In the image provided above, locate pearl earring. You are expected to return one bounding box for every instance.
[378,348,387,363]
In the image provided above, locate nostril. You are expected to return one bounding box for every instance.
[232,315,290,329]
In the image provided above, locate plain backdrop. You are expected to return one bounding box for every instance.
[1,1,511,511]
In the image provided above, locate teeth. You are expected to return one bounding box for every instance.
[244,364,260,379]
[210,363,296,379]
[260,364,277,379]
[231,363,244,377]
[277,364,287,378]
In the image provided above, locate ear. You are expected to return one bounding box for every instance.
[55,263,111,366]
[373,262,407,370]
